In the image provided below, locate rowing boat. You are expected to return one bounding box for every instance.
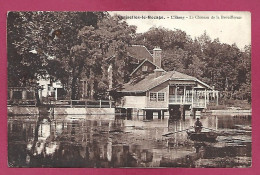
[187,131,218,142]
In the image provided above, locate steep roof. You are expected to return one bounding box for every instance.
[119,71,212,92]
[127,45,154,62]
[129,58,163,76]
[105,45,153,62]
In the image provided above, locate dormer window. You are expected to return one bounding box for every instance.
[142,65,148,72]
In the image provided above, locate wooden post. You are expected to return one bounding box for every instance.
[191,88,194,108]
[167,85,170,105]
[193,108,196,119]
[204,89,207,108]
[162,110,164,119]
[55,88,58,100]
[158,111,161,119]
[183,86,186,104]
[175,86,177,103]
[52,106,55,119]
[22,90,27,100]
[215,115,218,131]
[126,108,132,119]
[146,110,153,120]
[207,90,209,103]
[99,100,102,108]
[83,81,86,98]
[180,105,184,120]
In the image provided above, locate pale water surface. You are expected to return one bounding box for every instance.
[8,114,251,168]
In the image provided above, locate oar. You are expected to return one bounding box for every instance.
[162,127,193,137]
[202,127,234,136]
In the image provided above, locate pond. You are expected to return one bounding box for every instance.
[8,114,251,168]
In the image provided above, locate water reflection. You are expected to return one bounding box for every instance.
[8,114,251,168]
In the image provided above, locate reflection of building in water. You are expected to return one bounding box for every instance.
[38,121,50,139]
[8,114,251,167]
[28,121,59,157]
[140,150,153,162]
[202,116,218,130]
[107,138,112,162]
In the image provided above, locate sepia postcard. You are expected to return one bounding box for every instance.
[7,11,251,168]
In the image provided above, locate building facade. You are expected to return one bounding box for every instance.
[114,45,218,119]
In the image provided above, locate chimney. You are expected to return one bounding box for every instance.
[153,47,162,67]
[154,68,164,78]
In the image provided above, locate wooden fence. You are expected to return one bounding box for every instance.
[7,99,115,108]
[50,100,115,108]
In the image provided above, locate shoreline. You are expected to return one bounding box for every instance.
[7,106,251,116]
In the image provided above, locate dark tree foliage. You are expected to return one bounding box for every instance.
[7,12,136,100]
[135,28,251,102]
[8,12,251,102]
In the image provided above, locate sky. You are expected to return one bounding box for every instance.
[109,11,251,49]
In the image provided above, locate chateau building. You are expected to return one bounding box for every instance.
[113,45,218,119]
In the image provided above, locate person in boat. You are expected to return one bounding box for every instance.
[194,118,203,133]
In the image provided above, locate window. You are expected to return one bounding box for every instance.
[150,92,157,101]
[13,91,22,100]
[177,86,184,95]
[142,65,148,72]
[158,93,165,101]
[169,86,176,95]
[150,92,165,102]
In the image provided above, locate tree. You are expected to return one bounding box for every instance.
[8,13,251,103]
[82,15,136,99]
[235,45,251,102]
[8,12,136,100]
[134,27,251,103]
